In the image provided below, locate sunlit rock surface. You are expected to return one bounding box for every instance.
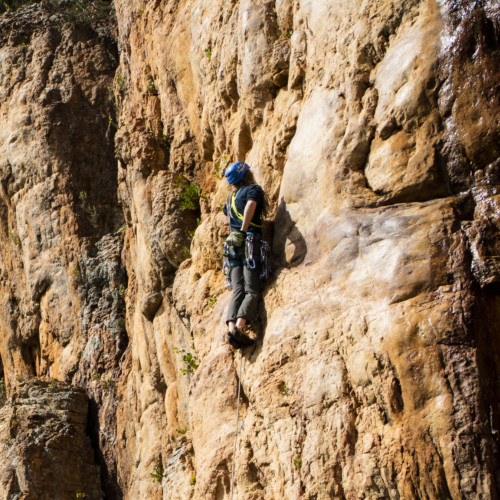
[0,0,499,498]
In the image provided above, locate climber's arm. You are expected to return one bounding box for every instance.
[240,200,257,232]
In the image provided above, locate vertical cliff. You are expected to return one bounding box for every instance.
[0,1,124,497]
[0,0,499,498]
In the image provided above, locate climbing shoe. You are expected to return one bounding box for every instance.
[232,328,255,346]
[228,331,243,349]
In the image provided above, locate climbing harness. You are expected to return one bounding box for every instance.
[230,350,244,500]
[223,234,272,288]
[222,189,272,286]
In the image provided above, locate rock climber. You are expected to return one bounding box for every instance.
[222,162,270,349]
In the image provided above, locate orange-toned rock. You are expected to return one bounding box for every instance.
[0,0,498,498]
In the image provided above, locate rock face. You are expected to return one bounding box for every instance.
[0,0,499,499]
[0,2,125,497]
[0,380,102,499]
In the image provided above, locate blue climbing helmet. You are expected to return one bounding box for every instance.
[225,161,250,185]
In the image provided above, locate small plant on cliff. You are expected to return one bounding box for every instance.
[178,181,206,211]
[117,74,126,95]
[176,427,187,435]
[188,218,201,239]
[101,375,116,390]
[293,458,302,470]
[279,382,289,396]
[108,116,119,130]
[79,191,98,226]
[92,372,116,390]
[8,228,20,247]
[4,438,12,450]
[150,463,164,482]
[208,294,217,308]
[204,48,212,61]
[190,474,196,486]
[214,155,229,180]
[64,0,111,26]
[76,493,87,499]
[48,379,59,392]
[173,346,199,376]
[181,246,190,261]
[146,76,158,96]
[118,284,127,296]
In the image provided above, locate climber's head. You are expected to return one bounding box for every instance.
[225,161,250,185]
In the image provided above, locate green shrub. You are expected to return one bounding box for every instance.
[179,182,205,211]
[92,372,116,390]
[79,191,98,225]
[8,228,20,247]
[117,74,126,95]
[188,218,201,238]
[48,379,59,392]
[214,155,229,180]
[279,382,289,396]
[173,347,199,375]
[62,0,111,26]
[150,463,164,482]
[146,76,158,95]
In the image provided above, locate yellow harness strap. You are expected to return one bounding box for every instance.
[231,191,262,229]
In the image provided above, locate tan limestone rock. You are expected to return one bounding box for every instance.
[0,0,499,498]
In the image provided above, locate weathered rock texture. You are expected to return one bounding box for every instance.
[0,0,499,498]
[0,2,125,498]
[0,380,102,499]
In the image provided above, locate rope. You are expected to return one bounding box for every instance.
[230,350,244,500]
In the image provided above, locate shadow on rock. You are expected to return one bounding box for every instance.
[272,197,307,269]
[244,198,307,363]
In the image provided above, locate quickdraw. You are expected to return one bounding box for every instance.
[259,240,271,280]
[245,233,256,269]
[222,242,233,290]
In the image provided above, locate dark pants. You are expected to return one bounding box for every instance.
[226,247,262,325]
